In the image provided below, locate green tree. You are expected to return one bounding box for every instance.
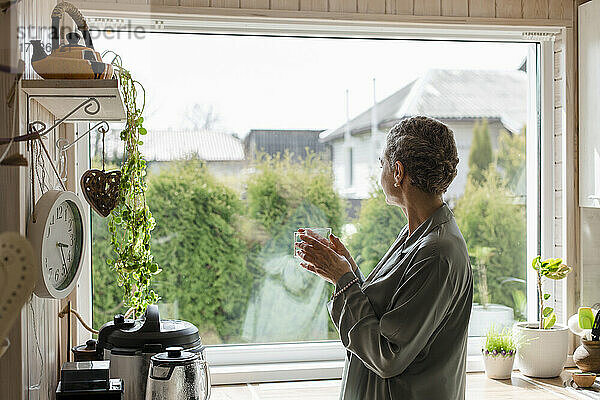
[496,127,526,193]
[453,170,527,319]
[243,151,345,341]
[147,160,250,343]
[348,185,407,276]
[468,119,493,185]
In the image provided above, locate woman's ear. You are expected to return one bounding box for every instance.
[393,161,405,187]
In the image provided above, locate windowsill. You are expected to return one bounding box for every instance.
[211,370,584,399]
[209,355,576,385]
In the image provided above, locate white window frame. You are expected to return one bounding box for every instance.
[75,12,561,384]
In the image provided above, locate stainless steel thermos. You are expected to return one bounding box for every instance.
[145,347,211,400]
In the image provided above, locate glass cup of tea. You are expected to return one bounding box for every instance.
[294,228,332,259]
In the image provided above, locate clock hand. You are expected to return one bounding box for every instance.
[58,244,67,270]
[57,242,68,248]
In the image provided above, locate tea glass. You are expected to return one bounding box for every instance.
[294,228,332,259]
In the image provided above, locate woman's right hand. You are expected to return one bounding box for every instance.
[329,234,358,273]
[297,229,358,273]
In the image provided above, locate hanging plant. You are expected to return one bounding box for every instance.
[106,53,160,318]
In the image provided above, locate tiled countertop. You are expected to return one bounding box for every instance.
[211,370,597,399]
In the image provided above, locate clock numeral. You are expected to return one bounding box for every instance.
[46,226,51,238]
[70,233,74,246]
[57,205,63,220]
[55,270,59,283]
[49,215,55,226]
[67,219,73,232]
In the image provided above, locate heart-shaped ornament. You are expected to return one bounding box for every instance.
[80,169,121,217]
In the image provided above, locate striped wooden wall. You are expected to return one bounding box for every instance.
[0,1,77,400]
[88,0,574,21]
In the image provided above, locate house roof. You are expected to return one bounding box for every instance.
[320,69,528,142]
[244,129,327,159]
[102,128,245,162]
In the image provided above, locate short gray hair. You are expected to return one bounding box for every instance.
[384,116,459,196]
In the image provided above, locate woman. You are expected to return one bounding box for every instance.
[296,116,473,400]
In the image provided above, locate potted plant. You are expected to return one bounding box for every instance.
[514,256,572,377]
[482,325,517,379]
[105,53,161,318]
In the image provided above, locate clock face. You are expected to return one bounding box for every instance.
[41,199,83,291]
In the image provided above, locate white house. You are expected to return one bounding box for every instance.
[320,69,528,202]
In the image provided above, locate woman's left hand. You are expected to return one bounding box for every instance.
[295,230,352,285]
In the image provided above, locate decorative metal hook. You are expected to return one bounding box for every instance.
[55,120,109,152]
[84,97,101,116]
[0,97,103,145]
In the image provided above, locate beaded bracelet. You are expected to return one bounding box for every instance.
[332,277,359,299]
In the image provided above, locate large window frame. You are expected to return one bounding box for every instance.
[75,13,562,384]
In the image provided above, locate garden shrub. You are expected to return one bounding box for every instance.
[147,160,250,342]
[348,185,407,277]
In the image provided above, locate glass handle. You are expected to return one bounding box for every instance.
[204,361,212,400]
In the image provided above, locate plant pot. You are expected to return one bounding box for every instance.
[574,339,600,373]
[513,322,569,378]
[482,350,515,379]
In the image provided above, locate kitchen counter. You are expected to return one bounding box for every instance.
[211,370,597,399]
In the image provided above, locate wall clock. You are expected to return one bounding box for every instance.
[27,190,87,299]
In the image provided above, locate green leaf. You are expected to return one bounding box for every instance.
[543,312,556,329]
[546,264,572,280]
[532,256,541,270]
[542,306,553,317]
[139,127,147,135]
[543,293,551,300]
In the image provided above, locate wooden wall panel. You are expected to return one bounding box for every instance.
[442,0,468,16]
[329,0,357,12]
[358,0,385,13]
[523,0,549,18]
[549,0,573,20]
[271,0,299,10]
[393,0,413,14]
[211,0,240,7]
[181,0,211,6]
[495,0,522,18]
[299,0,327,11]
[469,0,495,16]
[414,0,441,15]
[119,0,149,4]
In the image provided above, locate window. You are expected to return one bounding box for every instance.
[346,147,353,188]
[84,19,556,381]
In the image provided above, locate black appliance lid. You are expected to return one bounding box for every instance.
[97,305,201,353]
[151,347,199,365]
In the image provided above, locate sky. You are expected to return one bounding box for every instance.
[95,33,530,137]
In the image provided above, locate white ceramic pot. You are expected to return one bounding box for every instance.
[482,351,515,379]
[514,322,569,378]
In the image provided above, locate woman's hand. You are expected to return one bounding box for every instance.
[329,233,359,273]
[295,229,352,285]
[298,229,359,273]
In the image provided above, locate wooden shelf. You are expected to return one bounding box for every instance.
[21,79,126,122]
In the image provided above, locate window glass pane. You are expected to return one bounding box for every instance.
[91,33,530,343]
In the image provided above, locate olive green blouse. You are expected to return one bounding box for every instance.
[328,204,473,400]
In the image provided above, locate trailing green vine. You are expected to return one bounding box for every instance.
[105,52,160,318]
